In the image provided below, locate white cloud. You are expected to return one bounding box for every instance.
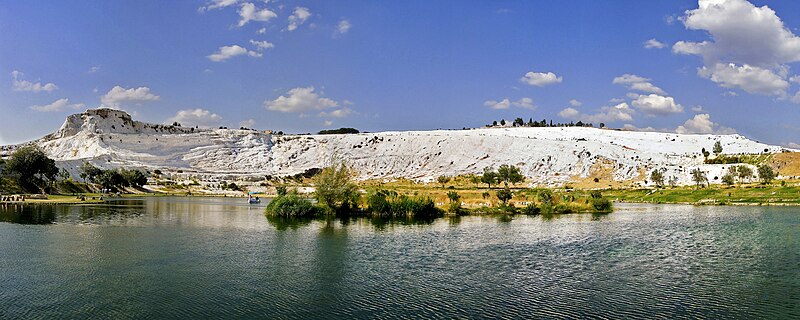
[698,63,789,97]
[88,65,101,73]
[318,107,354,118]
[11,70,58,92]
[265,87,339,113]
[101,86,160,107]
[323,120,334,127]
[207,45,262,62]
[558,102,635,124]
[622,124,660,132]
[520,71,562,87]
[786,142,800,149]
[200,0,239,11]
[257,27,267,34]
[287,7,311,31]
[790,75,800,84]
[691,105,705,112]
[237,2,277,27]
[631,94,684,115]
[723,90,738,96]
[612,74,667,95]
[483,97,534,110]
[239,119,256,128]
[644,38,666,49]
[674,0,800,97]
[792,91,800,104]
[335,19,351,36]
[249,39,275,50]
[29,98,84,112]
[166,109,223,128]
[569,99,582,107]
[675,113,736,134]
[513,97,535,109]
[484,98,510,110]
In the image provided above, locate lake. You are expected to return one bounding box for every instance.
[1,197,798,319]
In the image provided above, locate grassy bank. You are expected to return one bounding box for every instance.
[605,184,800,205]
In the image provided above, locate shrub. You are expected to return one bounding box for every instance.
[591,197,612,212]
[367,189,443,219]
[522,203,540,215]
[496,188,513,205]
[265,191,319,218]
[538,189,554,206]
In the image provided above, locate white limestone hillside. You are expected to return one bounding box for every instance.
[1,108,793,187]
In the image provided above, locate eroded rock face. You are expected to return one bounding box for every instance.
[2,109,793,186]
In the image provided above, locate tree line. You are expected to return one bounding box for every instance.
[488,118,605,129]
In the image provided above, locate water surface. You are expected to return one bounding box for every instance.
[1,198,798,319]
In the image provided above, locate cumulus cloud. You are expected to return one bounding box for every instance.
[101,86,160,107]
[249,39,275,50]
[698,63,789,96]
[675,113,736,134]
[199,0,239,11]
[569,99,582,107]
[674,0,800,97]
[88,65,101,73]
[612,74,667,95]
[692,105,705,112]
[520,71,562,87]
[287,7,311,31]
[207,45,262,62]
[237,2,277,27]
[265,87,340,113]
[631,94,684,115]
[11,70,58,92]
[239,119,256,128]
[335,19,351,36]
[558,102,635,124]
[644,38,666,49]
[29,98,84,112]
[318,107,354,118]
[483,97,535,110]
[166,109,223,128]
[484,99,510,110]
[323,120,334,126]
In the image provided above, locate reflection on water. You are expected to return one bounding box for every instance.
[0,199,798,319]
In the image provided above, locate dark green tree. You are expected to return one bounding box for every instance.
[481,167,498,189]
[496,188,513,205]
[757,164,775,184]
[497,164,524,188]
[713,141,723,154]
[5,146,59,193]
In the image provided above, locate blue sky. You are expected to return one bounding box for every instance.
[2,0,800,147]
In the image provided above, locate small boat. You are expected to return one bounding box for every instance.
[248,196,261,204]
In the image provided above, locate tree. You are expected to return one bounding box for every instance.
[701,148,710,159]
[436,175,451,188]
[668,176,679,188]
[492,120,497,126]
[481,167,498,189]
[313,163,359,213]
[496,188,513,205]
[691,168,708,188]
[5,146,59,193]
[713,141,723,154]
[80,162,103,182]
[599,123,605,128]
[735,165,754,183]
[721,173,735,186]
[650,169,664,188]
[497,164,524,188]
[513,118,524,127]
[500,119,506,126]
[120,169,148,187]
[757,164,775,184]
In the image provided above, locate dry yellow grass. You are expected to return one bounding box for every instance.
[771,152,800,177]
